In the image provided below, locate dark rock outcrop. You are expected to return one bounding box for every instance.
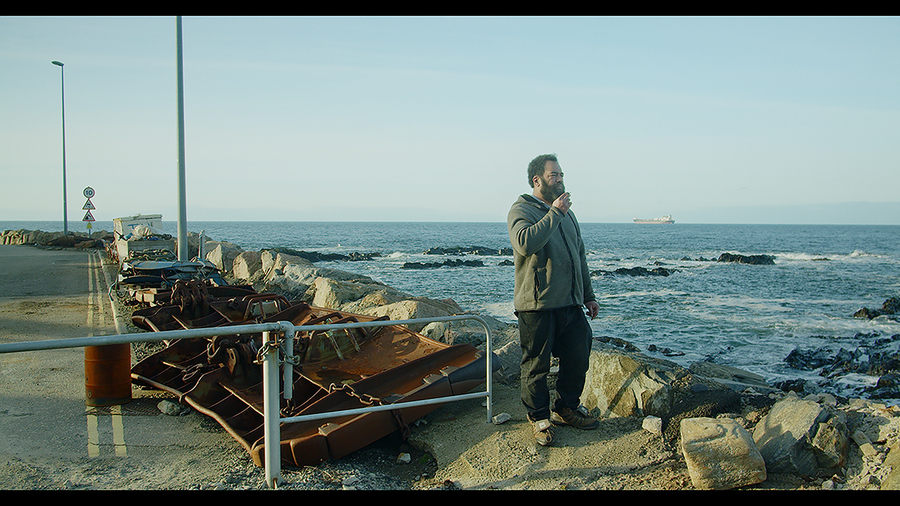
[591,266,679,277]
[717,252,776,265]
[783,333,900,398]
[268,247,381,262]
[402,259,485,269]
[854,297,900,319]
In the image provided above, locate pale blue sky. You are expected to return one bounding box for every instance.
[2,16,898,224]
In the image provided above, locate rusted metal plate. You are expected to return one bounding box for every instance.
[130,281,488,467]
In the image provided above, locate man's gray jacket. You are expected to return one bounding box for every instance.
[507,194,596,312]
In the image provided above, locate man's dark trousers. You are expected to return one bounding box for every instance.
[517,305,592,421]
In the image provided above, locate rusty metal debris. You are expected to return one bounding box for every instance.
[129,279,489,467]
[116,258,244,306]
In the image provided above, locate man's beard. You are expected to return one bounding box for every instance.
[539,179,565,203]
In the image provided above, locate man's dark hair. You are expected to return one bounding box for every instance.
[527,153,558,188]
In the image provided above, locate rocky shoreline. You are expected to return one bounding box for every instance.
[5,227,900,490]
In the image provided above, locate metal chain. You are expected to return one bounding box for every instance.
[254,334,412,439]
[281,347,302,366]
[253,338,280,365]
[328,383,381,406]
[253,333,302,367]
[326,384,411,438]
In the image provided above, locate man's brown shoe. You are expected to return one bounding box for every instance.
[551,406,599,430]
[531,418,554,446]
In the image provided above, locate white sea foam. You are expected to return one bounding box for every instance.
[776,252,833,262]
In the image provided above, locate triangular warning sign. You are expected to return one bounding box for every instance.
[82,199,95,210]
[82,210,95,222]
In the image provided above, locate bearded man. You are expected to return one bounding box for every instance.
[507,153,600,446]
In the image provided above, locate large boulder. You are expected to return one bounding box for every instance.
[812,411,850,470]
[752,395,834,476]
[2,229,36,245]
[259,249,277,274]
[311,277,403,310]
[282,264,374,287]
[490,341,522,385]
[422,313,517,348]
[270,251,314,273]
[249,250,315,289]
[206,241,244,273]
[689,361,773,393]
[882,439,900,490]
[580,344,682,419]
[263,263,374,300]
[232,250,262,282]
[580,342,744,441]
[680,417,767,490]
[359,299,458,332]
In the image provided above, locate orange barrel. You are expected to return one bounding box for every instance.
[84,343,133,406]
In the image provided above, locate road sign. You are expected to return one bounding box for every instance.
[82,187,96,228]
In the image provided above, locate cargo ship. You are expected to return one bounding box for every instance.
[633,215,675,224]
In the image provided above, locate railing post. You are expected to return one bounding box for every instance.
[261,330,282,488]
[283,327,294,401]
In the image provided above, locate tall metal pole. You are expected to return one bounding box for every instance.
[52,60,68,235]
[175,16,188,261]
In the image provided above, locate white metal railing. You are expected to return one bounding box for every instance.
[0,314,494,489]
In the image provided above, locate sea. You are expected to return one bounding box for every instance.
[4,220,900,400]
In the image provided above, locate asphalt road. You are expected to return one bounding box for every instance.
[0,245,258,490]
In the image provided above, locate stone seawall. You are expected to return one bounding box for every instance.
[1,228,113,248]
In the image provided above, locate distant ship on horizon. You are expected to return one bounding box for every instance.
[633,215,675,224]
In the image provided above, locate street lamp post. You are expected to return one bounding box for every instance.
[175,17,188,261]
[51,60,68,235]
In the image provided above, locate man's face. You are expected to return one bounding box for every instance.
[537,161,565,202]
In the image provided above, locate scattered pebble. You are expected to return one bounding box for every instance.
[157,399,187,416]
[642,415,663,435]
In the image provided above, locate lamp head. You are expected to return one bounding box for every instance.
[51,61,64,67]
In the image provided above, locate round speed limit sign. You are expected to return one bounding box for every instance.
[83,187,95,199]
